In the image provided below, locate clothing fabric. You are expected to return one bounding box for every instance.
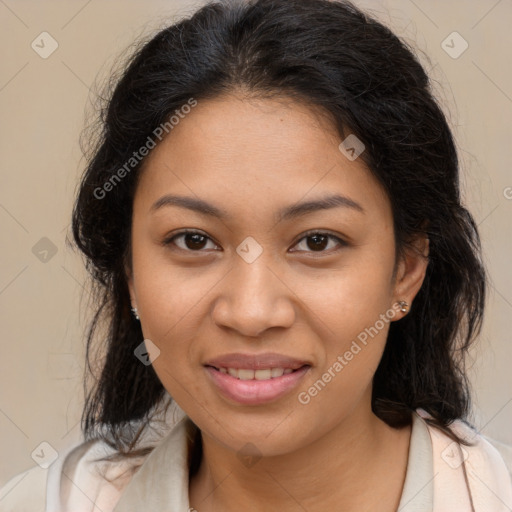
[1,401,511,511]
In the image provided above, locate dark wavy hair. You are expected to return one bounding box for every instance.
[71,0,486,457]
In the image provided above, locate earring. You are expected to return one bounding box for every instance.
[131,307,140,320]
[397,300,409,313]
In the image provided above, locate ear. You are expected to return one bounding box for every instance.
[391,233,429,317]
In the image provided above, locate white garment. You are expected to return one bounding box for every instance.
[1,402,511,511]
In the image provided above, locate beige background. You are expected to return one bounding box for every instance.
[1,0,511,488]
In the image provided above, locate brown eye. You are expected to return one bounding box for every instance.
[291,232,346,254]
[164,230,219,251]
[183,233,208,250]
[305,234,329,251]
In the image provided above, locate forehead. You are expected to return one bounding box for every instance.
[135,93,390,221]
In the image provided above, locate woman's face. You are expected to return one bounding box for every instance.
[127,93,427,456]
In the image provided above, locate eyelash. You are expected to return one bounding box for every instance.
[162,229,347,256]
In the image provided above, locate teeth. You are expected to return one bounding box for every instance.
[255,369,271,380]
[238,369,255,380]
[218,367,298,380]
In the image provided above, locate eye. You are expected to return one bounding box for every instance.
[163,230,220,252]
[162,229,347,254]
[290,231,347,254]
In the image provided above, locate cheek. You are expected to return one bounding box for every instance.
[136,277,206,364]
[292,249,395,401]
[134,263,240,416]
[138,276,206,408]
[132,238,216,341]
[131,243,228,405]
[295,249,395,343]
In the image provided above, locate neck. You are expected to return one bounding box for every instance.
[188,399,412,512]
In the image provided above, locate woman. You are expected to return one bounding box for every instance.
[2,0,511,510]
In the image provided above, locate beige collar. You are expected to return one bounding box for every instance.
[112,409,512,512]
[113,413,194,511]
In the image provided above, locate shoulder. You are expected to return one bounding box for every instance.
[416,409,512,483]
[483,435,512,481]
[0,438,145,512]
[0,396,183,512]
[449,417,512,482]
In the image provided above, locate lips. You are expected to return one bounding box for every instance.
[204,352,310,370]
[203,352,311,405]
[218,367,295,380]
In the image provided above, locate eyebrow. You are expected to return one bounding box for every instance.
[150,193,365,221]
[278,194,364,221]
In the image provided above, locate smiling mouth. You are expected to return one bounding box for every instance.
[206,365,310,381]
[204,363,311,405]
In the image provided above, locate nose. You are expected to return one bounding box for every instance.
[211,252,296,338]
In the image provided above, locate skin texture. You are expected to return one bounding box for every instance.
[127,92,429,511]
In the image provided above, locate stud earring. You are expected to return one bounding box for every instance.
[131,307,140,320]
[397,300,409,313]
